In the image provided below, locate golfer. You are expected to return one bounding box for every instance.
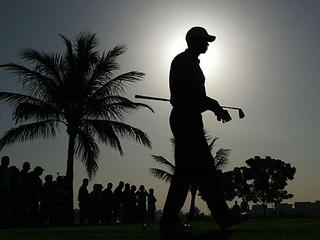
[160,26,247,233]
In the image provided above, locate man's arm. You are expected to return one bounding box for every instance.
[204,97,232,122]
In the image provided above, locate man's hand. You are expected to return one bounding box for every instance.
[216,109,232,123]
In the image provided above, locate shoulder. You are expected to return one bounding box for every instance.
[172,51,189,65]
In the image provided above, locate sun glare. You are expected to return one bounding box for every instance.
[199,41,226,76]
[163,34,226,79]
[163,36,186,65]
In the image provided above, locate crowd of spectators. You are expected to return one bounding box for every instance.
[0,155,157,228]
[78,179,157,225]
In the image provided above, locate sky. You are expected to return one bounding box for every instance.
[0,0,320,213]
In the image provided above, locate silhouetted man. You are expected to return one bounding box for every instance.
[160,26,246,232]
[88,184,103,224]
[232,201,241,215]
[40,174,56,225]
[78,178,89,224]
[20,162,31,182]
[102,182,114,223]
[0,156,12,228]
[147,188,157,222]
[9,166,24,227]
[113,181,124,222]
[54,175,70,224]
[128,185,138,222]
[122,183,131,222]
[28,166,44,226]
[136,185,148,222]
[240,198,250,214]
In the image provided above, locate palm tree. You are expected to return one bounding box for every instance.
[150,137,230,220]
[0,32,153,213]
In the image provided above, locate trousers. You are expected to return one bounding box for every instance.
[161,108,230,227]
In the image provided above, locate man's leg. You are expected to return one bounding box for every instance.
[194,143,248,229]
[160,172,190,231]
[196,168,231,227]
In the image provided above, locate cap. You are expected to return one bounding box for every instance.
[186,26,216,42]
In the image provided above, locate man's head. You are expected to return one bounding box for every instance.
[34,166,44,176]
[107,182,113,189]
[186,26,216,54]
[83,178,89,186]
[1,156,10,167]
[22,161,30,171]
[119,181,124,188]
[45,174,53,183]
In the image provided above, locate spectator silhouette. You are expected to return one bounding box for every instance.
[122,183,131,222]
[19,161,31,226]
[240,198,250,214]
[28,166,44,226]
[147,188,157,222]
[102,182,114,223]
[0,156,12,228]
[20,162,30,181]
[40,174,56,225]
[54,176,69,225]
[113,181,124,222]
[88,184,103,224]
[9,166,24,227]
[78,178,89,224]
[128,185,138,222]
[231,201,241,215]
[136,185,148,222]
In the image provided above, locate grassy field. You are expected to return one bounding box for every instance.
[0,218,319,240]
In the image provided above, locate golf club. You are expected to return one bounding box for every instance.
[135,94,245,119]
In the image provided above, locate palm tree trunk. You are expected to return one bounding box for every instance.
[66,130,76,223]
[188,184,197,220]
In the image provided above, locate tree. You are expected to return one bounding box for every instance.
[0,32,153,216]
[150,137,231,220]
[233,156,296,217]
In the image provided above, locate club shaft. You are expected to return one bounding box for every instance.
[135,94,241,110]
[135,95,170,102]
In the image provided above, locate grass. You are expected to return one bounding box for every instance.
[0,218,319,240]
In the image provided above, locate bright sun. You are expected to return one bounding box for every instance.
[163,34,225,78]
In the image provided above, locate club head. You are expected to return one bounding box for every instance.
[238,109,245,119]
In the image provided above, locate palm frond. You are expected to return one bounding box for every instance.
[0,92,61,124]
[208,137,219,151]
[84,119,123,155]
[87,119,151,149]
[214,148,231,170]
[91,71,145,99]
[151,155,175,174]
[20,48,63,85]
[0,120,59,151]
[0,92,45,107]
[75,129,99,179]
[0,64,59,102]
[85,45,127,91]
[13,102,61,124]
[149,168,173,183]
[106,44,126,61]
[59,34,75,74]
[85,95,154,120]
[74,32,100,78]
